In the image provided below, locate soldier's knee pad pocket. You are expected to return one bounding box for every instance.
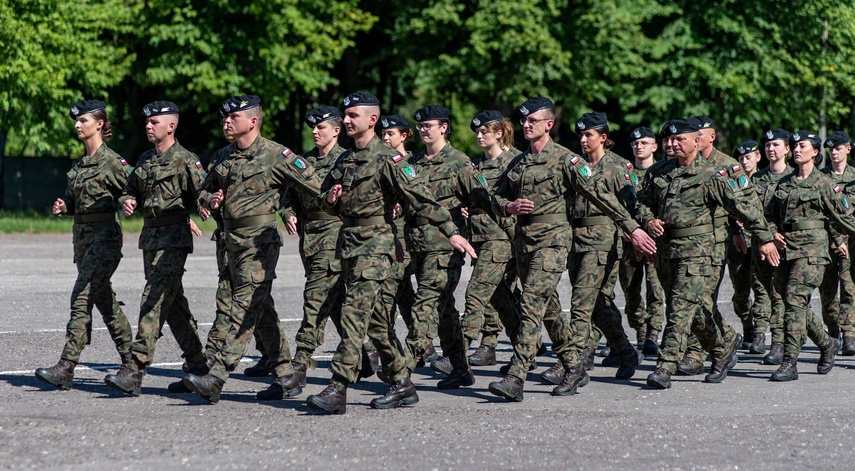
[356,256,390,281]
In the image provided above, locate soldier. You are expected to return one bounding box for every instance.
[35,100,134,390]
[819,131,855,355]
[487,97,657,402]
[305,92,476,414]
[461,110,522,369]
[619,126,665,356]
[181,95,324,403]
[638,118,780,390]
[104,101,207,396]
[768,130,855,381]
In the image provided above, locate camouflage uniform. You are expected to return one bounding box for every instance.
[199,136,322,382]
[818,164,855,340]
[403,143,493,373]
[636,154,773,374]
[279,143,347,368]
[58,143,133,363]
[492,140,641,378]
[121,141,206,370]
[460,147,521,349]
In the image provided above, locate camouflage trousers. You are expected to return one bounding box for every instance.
[683,244,733,363]
[209,243,293,382]
[405,250,467,372]
[819,248,855,338]
[129,247,204,371]
[507,245,575,380]
[752,245,784,343]
[331,254,408,385]
[776,257,831,359]
[61,242,133,363]
[292,250,343,368]
[392,255,418,335]
[619,247,665,340]
[656,256,737,374]
[460,239,521,349]
[565,249,631,366]
[727,241,755,334]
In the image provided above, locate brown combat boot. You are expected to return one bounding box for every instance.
[468,345,497,366]
[676,356,704,375]
[292,361,308,387]
[581,346,596,371]
[771,358,798,381]
[256,375,302,400]
[437,367,475,390]
[749,332,766,354]
[764,341,784,365]
[488,375,524,402]
[646,367,672,389]
[416,344,439,367]
[843,337,855,356]
[370,376,419,409]
[104,365,144,397]
[817,338,841,374]
[539,362,564,385]
[551,364,589,396]
[35,359,76,390]
[182,373,224,403]
[430,356,453,375]
[307,383,347,414]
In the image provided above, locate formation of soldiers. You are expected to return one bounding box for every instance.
[33,93,855,414]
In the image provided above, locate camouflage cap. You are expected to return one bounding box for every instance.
[470,110,503,131]
[142,100,179,117]
[69,99,106,119]
[305,106,340,128]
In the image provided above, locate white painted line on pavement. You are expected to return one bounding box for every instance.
[0,318,305,335]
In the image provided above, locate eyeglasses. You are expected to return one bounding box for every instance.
[416,123,440,131]
[630,141,655,148]
[519,117,550,126]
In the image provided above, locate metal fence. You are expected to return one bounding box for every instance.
[1,156,73,211]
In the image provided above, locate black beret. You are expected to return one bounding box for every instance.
[825,131,851,148]
[761,128,791,143]
[735,140,759,156]
[142,100,179,117]
[518,97,553,117]
[380,114,411,131]
[414,104,451,122]
[305,106,340,127]
[790,130,822,147]
[470,110,503,131]
[219,95,261,117]
[342,92,380,109]
[629,126,655,141]
[694,115,716,130]
[575,111,608,133]
[661,118,699,137]
[69,99,106,119]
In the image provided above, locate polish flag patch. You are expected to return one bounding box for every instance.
[718,170,727,176]
[834,185,842,194]
[195,161,202,168]
[392,154,404,163]
[282,148,293,158]
[625,162,633,169]
[120,159,128,165]
[570,156,580,165]
[732,164,741,172]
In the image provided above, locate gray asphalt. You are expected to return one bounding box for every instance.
[2,233,854,470]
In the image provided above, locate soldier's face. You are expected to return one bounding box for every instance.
[223,111,253,141]
[829,144,851,164]
[630,138,657,160]
[579,129,605,154]
[521,110,553,141]
[382,129,406,149]
[475,126,499,150]
[671,133,698,159]
[663,137,677,159]
[739,151,761,174]
[698,129,715,151]
[764,140,788,162]
[343,107,375,137]
[74,113,102,141]
[145,116,175,144]
[417,120,447,145]
[793,141,818,166]
[312,121,340,149]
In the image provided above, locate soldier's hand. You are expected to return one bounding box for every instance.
[733,233,748,254]
[629,228,657,255]
[839,243,849,260]
[189,219,202,237]
[286,216,298,235]
[773,232,786,250]
[646,219,665,238]
[759,241,780,267]
[395,239,405,263]
[505,198,534,215]
[449,234,477,259]
[393,203,402,218]
[122,199,137,217]
[327,184,343,204]
[52,198,65,215]
[198,206,211,221]
[461,207,469,218]
[209,190,224,210]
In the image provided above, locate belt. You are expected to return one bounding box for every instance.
[343,215,392,227]
[668,224,714,238]
[222,213,276,230]
[782,221,826,232]
[415,209,463,226]
[572,216,612,227]
[519,213,568,226]
[73,212,115,224]
[143,214,189,228]
[306,211,340,221]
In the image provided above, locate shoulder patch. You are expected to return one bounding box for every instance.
[120,158,128,166]
[844,197,850,209]
[718,169,727,176]
[477,174,488,188]
[570,155,580,165]
[630,174,638,185]
[732,164,741,172]
[282,148,293,158]
[392,154,404,163]
[402,166,417,179]
[292,157,307,170]
[834,185,842,194]
[195,161,202,168]
[625,162,633,169]
[579,165,593,179]
[727,179,739,191]
[739,176,749,188]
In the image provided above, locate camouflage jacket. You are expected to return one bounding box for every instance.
[199,136,322,251]
[404,143,492,252]
[202,145,231,243]
[821,164,855,248]
[706,148,758,248]
[469,148,518,243]
[749,165,791,247]
[279,143,346,258]
[769,168,855,261]
[121,141,204,251]
[492,139,640,254]
[322,135,457,259]
[636,153,773,260]
[570,150,638,253]
[61,143,130,248]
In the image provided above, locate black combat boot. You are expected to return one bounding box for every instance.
[35,359,76,390]
[676,356,704,375]
[244,355,271,377]
[581,346,596,371]
[817,337,841,374]
[430,356,453,375]
[704,338,738,383]
[741,324,755,350]
[539,362,564,385]
[370,376,419,409]
[257,375,302,400]
[437,367,475,390]
[616,345,642,380]
[104,365,144,396]
[551,364,589,396]
[601,345,619,366]
[749,332,766,354]
[307,383,347,414]
[770,358,798,381]
[292,361,308,387]
[468,345,497,366]
[646,367,672,389]
[764,341,784,365]
[642,330,660,356]
[183,373,224,404]
[843,337,855,356]
[488,375,524,402]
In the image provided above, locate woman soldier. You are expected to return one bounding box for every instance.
[768,130,855,381]
[35,100,133,390]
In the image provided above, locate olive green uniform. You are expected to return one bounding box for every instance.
[818,164,855,340]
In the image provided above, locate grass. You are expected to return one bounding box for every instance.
[0,209,219,234]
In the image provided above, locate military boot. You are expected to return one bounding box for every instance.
[770,358,798,381]
[358,349,379,380]
[741,325,755,350]
[843,337,855,356]
[642,330,660,356]
[536,342,548,357]
[468,345,497,366]
[167,379,193,393]
[257,375,302,400]
[616,345,642,380]
[763,341,784,365]
[488,375,524,402]
[646,367,672,389]
[539,362,564,385]
[636,330,645,349]
[437,367,475,390]
[183,373,224,404]
[599,345,612,359]
[581,346,596,371]
[676,356,704,375]
[292,362,308,387]
[244,355,271,377]
[416,344,439,367]
[306,383,347,414]
[817,337,841,374]
[601,345,620,367]
[749,332,766,354]
[104,365,144,397]
[370,376,419,409]
[35,359,76,390]
[704,338,738,383]
[551,364,590,396]
[430,356,453,375]
[120,353,132,368]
